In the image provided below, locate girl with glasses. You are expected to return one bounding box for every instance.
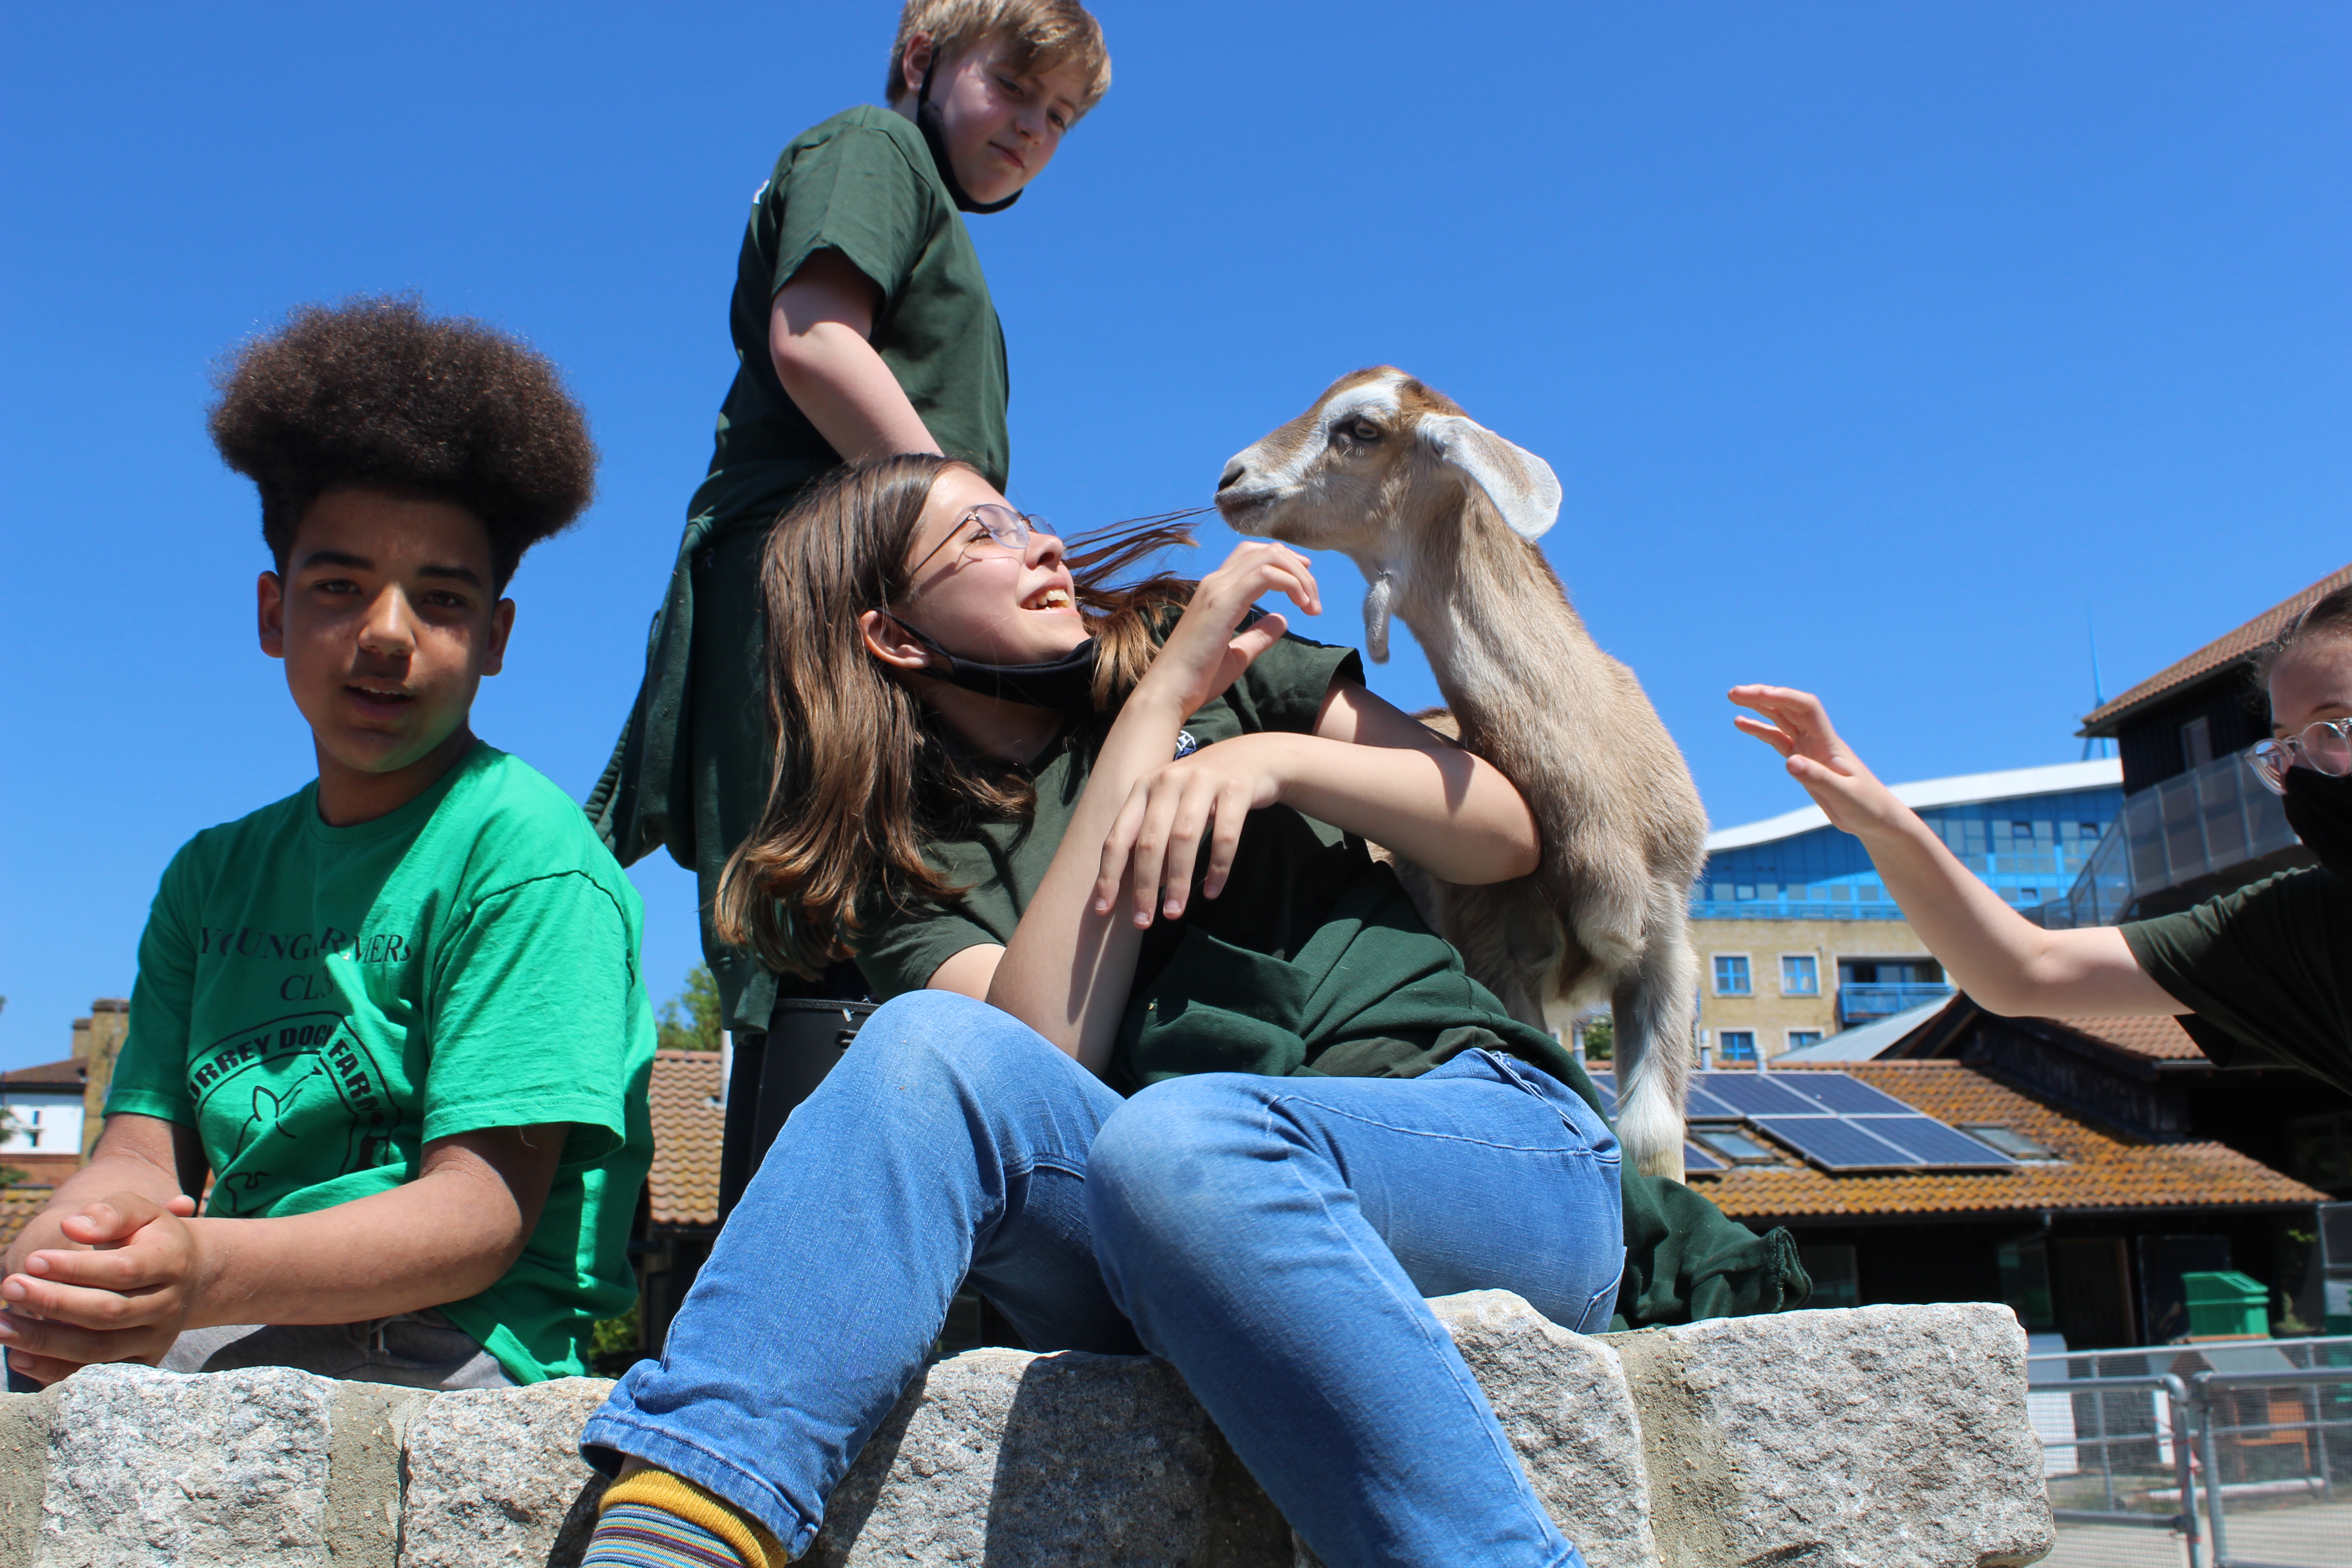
[575,454,1793,1568]
[1729,583,2352,1107]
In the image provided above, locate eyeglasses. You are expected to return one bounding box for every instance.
[2247,716,2352,794]
[907,504,1058,579]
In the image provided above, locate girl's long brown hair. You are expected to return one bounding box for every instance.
[715,453,1197,979]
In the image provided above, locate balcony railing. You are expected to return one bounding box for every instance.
[1837,982,1954,1025]
[2042,742,2298,927]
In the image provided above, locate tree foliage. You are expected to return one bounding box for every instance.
[1578,1012,1614,1062]
[657,963,723,1054]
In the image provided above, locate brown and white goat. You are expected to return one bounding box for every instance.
[1214,367,1707,1180]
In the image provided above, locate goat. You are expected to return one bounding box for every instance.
[1214,367,1707,1181]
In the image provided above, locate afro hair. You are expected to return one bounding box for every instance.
[208,296,597,591]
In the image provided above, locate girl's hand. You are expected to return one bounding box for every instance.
[1094,733,1294,927]
[1728,685,1909,838]
[1132,542,1320,721]
[0,1192,205,1383]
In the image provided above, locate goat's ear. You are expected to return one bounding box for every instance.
[1417,415,1562,540]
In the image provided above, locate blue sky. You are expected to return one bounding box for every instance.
[2,2,2344,1068]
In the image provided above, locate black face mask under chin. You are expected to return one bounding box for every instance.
[2283,766,2352,879]
[916,60,1021,215]
[882,612,1099,712]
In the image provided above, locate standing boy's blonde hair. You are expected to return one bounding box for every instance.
[886,0,1111,114]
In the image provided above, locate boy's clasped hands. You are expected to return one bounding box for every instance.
[0,1193,209,1384]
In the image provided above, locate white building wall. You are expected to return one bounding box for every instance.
[0,1091,86,1155]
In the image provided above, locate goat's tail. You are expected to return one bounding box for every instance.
[1609,893,1698,1183]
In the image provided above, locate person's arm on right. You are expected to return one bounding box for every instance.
[769,249,940,464]
[1729,684,2181,1018]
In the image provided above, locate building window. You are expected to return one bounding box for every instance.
[1786,1031,1823,1053]
[1780,955,1819,995]
[1717,1030,1757,1063]
[1713,955,1751,995]
[1800,1244,1861,1311]
[1960,1123,2059,1161]
[2179,715,2213,770]
[1690,1124,1777,1164]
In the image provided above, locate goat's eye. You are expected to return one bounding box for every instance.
[1348,420,1382,444]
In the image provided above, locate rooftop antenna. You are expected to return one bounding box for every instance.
[2081,612,2115,761]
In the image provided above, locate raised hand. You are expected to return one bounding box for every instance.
[1132,541,1320,722]
[0,1191,205,1384]
[1727,684,1907,838]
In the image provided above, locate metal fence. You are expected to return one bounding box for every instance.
[2027,1337,2352,1568]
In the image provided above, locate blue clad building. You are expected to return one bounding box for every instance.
[1690,760,2123,1062]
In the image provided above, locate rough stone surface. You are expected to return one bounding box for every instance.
[323,1382,425,1568]
[1430,1290,1659,1568]
[0,1301,2056,1568]
[0,1392,50,1568]
[397,1376,612,1568]
[38,1363,335,1568]
[807,1346,1286,1567]
[1608,1303,2055,1568]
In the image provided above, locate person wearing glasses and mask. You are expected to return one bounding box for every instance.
[1729,582,2352,1099]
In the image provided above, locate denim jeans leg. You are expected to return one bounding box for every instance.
[580,990,1132,1557]
[1084,1052,1624,1568]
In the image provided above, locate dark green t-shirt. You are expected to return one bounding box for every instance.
[850,630,1600,1106]
[2122,867,2352,1095]
[712,105,1009,488]
[109,745,657,1384]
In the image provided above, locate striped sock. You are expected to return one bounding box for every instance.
[583,1502,746,1568]
[585,1468,786,1568]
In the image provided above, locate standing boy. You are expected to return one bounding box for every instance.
[587,0,1111,1041]
[0,298,655,1389]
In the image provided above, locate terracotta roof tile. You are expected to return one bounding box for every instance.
[647,1049,724,1231]
[2046,1014,2207,1062]
[1698,1062,2323,1223]
[0,1058,85,1088]
[2081,563,2352,734]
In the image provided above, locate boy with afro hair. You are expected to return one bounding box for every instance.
[0,297,656,1390]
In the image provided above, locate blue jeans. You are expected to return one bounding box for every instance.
[583,990,1624,1567]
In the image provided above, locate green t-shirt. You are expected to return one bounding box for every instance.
[2122,867,2352,1095]
[109,744,657,1384]
[712,105,1009,489]
[851,628,1599,1105]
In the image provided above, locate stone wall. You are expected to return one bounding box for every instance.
[0,1297,2053,1567]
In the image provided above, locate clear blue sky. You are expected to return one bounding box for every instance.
[2,2,2344,1068]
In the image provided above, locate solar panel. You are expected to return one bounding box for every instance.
[1681,1082,1747,1121]
[1851,1116,2017,1168]
[1770,1073,1917,1117]
[1752,1116,1921,1171]
[1588,1068,2012,1173]
[1693,1073,1826,1118]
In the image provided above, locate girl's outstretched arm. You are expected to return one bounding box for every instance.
[1728,684,2179,1018]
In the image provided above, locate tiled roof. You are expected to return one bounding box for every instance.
[0,1186,55,1253]
[2048,1014,2206,1062]
[2080,563,2352,735]
[1697,1062,2322,1222]
[647,1049,724,1231]
[0,1058,84,1088]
